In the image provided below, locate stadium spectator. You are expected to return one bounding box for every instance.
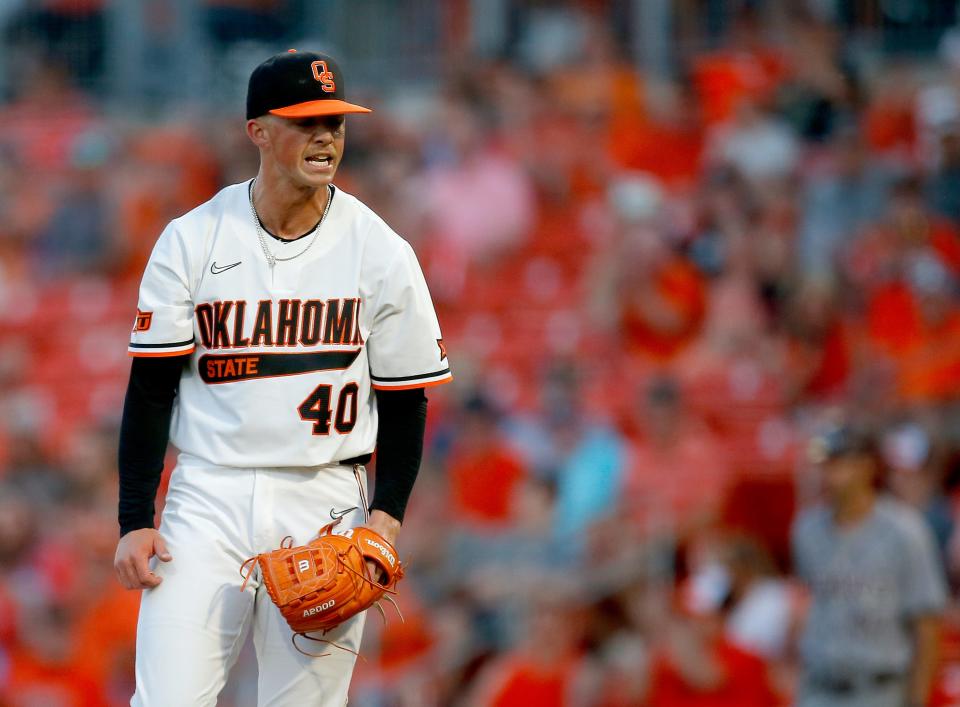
[705,98,800,184]
[446,394,527,530]
[882,420,955,559]
[465,601,589,707]
[416,97,536,284]
[623,376,731,535]
[645,579,780,707]
[30,130,113,279]
[543,373,628,543]
[926,125,960,224]
[591,202,707,362]
[719,534,795,663]
[798,124,897,276]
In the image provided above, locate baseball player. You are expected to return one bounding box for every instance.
[793,423,946,707]
[113,50,451,706]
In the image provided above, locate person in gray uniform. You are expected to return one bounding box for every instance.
[792,423,946,707]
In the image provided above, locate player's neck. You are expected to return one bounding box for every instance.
[832,487,875,527]
[251,171,330,240]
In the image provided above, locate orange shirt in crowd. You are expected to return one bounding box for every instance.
[448,446,526,526]
[930,612,960,706]
[647,639,779,707]
[897,314,960,402]
[482,654,581,707]
[2,651,107,706]
[70,582,140,687]
[800,320,851,398]
[376,595,434,672]
[865,281,960,401]
[691,49,788,125]
[606,116,703,187]
[867,281,922,357]
[621,257,706,362]
[784,319,852,401]
[864,97,915,153]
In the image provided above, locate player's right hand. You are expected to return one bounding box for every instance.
[114,528,173,590]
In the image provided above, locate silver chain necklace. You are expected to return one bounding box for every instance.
[248,179,333,268]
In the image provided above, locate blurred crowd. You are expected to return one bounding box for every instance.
[5,2,960,706]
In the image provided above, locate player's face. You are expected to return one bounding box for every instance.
[256,114,346,189]
[821,453,876,503]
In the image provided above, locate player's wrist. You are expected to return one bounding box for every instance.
[368,508,401,524]
[366,509,401,544]
[119,522,156,538]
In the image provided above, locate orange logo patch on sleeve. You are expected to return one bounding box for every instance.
[133,309,153,332]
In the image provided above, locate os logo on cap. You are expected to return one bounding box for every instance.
[311,61,336,93]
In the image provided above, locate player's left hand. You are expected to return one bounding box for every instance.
[362,510,400,583]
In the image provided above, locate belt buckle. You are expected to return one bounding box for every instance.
[811,673,854,695]
[872,671,900,687]
[814,670,900,695]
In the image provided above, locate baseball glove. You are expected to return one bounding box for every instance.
[240,519,403,654]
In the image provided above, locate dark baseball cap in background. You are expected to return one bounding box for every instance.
[246,50,372,120]
[807,422,876,464]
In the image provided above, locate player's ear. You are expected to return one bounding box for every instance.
[246,118,270,149]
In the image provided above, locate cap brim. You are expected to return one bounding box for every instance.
[269,99,372,117]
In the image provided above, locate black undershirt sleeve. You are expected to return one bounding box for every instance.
[117,355,186,537]
[369,388,427,523]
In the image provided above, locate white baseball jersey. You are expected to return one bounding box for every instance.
[128,180,451,467]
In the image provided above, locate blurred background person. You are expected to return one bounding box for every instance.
[793,423,947,707]
[645,575,780,707]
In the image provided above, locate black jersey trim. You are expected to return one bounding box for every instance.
[370,367,451,383]
[128,338,195,349]
[266,223,319,243]
[199,349,361,384]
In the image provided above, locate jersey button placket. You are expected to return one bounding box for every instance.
[268,260,302,297]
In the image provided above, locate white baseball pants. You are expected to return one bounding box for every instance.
[131,455,369,706]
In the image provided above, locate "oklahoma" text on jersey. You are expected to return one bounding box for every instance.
[194,297,363,349]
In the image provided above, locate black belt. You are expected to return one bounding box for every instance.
[340,454,372,466]
[809,671,903,695]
